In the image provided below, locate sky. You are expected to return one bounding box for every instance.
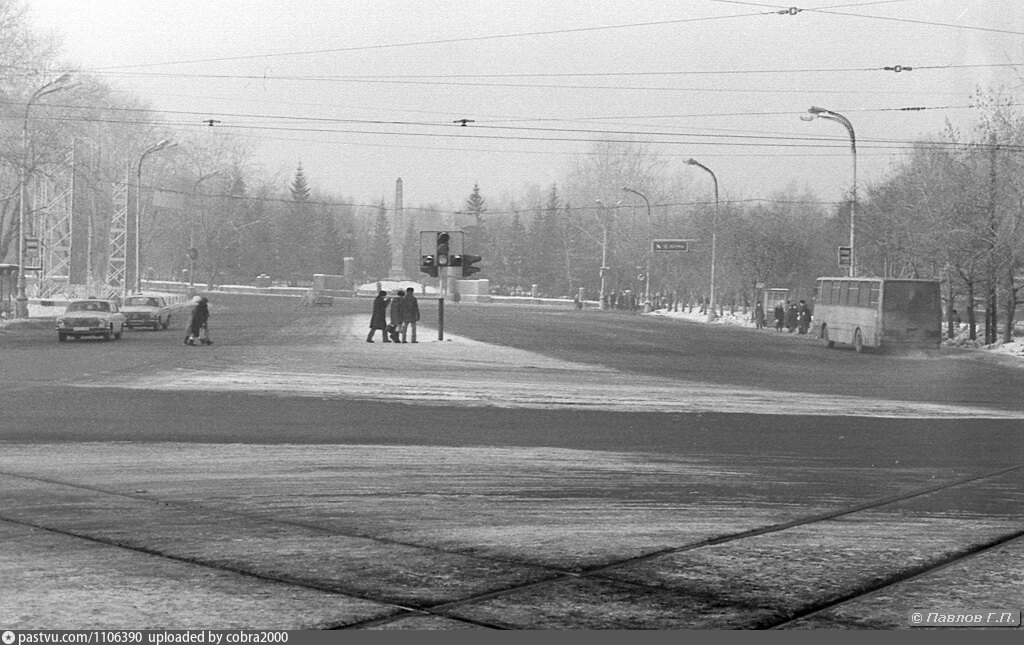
[22,0,1024,213]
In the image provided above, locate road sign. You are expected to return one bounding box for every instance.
[652,239,693,252]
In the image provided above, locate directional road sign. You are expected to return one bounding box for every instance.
[652,239,694,252]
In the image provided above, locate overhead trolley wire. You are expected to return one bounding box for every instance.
[0,98,1003,151]
[82,11,772,71]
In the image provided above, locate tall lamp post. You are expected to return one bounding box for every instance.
[686,158,719,322]
[622,186,652,306]
[802,106,857,277]
[134,139,176,295]
[16,73,75,318]
[594,198,621,311]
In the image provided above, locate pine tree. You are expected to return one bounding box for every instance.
[507,208,528,293]
[529,184,565,295]
[278,162,316,280]
[290,162,311,202]
[464,183,488,257]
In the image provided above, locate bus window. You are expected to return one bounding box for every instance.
[869,284,880,307]
[819,280,832,304]
[831,281,842,305]
[848,282,860,307]
[859,284,873,307]
[840,281,851,305]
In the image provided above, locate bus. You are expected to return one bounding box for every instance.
[814,277,943,352]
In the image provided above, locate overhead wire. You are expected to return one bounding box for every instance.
[82,10,774,71]
[0,98,1003,151]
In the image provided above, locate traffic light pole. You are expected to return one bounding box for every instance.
[437,265,447,340]
[438,296,444,341]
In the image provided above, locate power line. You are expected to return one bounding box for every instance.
[35,61,1023,82]
[810,6,1024,36]
[0,99,993,151]
[83,11,771,71]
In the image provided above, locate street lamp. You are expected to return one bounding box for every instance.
[802,106,857,277]
[16,73,75,318]
[686,158,719,322]
[134,139,176,295]
[594,198,622,311]
[622,186,652,306]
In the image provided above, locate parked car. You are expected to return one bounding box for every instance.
[121,295,172,330]
[56,299,126,342]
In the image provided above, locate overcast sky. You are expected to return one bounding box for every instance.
[23,0,1024,212]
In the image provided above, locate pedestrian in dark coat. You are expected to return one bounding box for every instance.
[773,303,785,331]
[400,287,420,343]
[785,301,799,332]
[754,301,765,329]
[185,296,211,346]
[366,291,390,343]
[797,299,812,334]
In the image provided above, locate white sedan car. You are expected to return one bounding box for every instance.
[121,295,173,330]
[56,299,126,342]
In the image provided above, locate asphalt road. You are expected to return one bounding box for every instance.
[1,293,1021,630]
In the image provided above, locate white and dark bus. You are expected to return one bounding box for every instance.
[814,277,943,352]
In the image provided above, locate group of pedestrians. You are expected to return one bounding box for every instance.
[766,299,812,334]
[367,288,420,343]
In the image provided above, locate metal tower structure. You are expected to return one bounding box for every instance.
[105,173,130,297]
[32,145,74,298]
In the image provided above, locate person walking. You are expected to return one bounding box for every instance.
[797,299,812,335]
[185,296,212,346]
[400,287,420,343]
[366,291,390,343]
[388,289,405,343]
[785,300,799,333]
[773,302,785,331]
[754,301,765,329]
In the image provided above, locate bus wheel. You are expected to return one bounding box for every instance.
[854,328,865,353]
[821,325,835,349]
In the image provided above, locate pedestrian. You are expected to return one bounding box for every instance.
[388,289,404,343]
[400,287,420,343]
[785,300,798,332]
[754,301,765,329]
[366,290,389,343]
[797,299,812,334]
[774,302,785,331]
[184,296,212,346]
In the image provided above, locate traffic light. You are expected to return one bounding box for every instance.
[461,254,482,277]
[420,254,438,277]
[436,232,450,267]
[838,245,852,267]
